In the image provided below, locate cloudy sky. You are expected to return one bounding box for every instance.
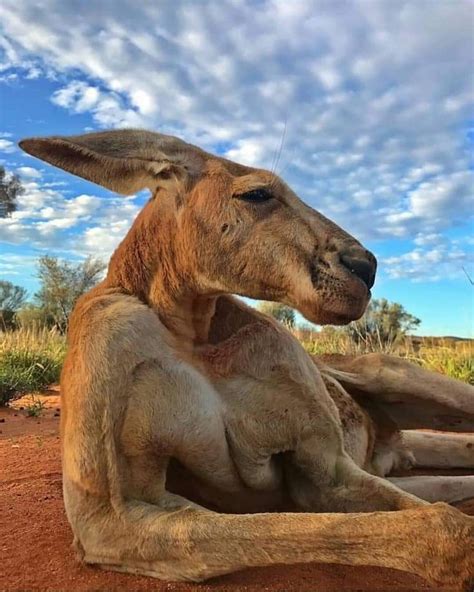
[0,0,473,336]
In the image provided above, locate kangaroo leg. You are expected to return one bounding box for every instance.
[67,477,474,589]
[402,430,474,469]
[389,475,474,504]
[318,353,474,431]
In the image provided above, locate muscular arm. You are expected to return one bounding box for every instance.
[316,353,474,432]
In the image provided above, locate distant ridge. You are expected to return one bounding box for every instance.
[409,335,473,343]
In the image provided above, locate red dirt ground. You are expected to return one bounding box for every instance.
[1,394,472,592]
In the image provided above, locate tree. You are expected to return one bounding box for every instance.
[35,256,106,333]
[257,301,296,328]
[0,165,23,217]
[0,280,27,329]
[346,298,421,346]
[15,304,54,330]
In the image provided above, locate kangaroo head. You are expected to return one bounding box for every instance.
[20,129,376,325]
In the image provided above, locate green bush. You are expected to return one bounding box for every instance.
[416,345,474,385]
[0,327,66,405]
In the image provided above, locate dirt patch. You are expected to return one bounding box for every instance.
[0,396,471,592]
[0,393,60,440]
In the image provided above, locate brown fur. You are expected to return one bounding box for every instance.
[19,129,474,589]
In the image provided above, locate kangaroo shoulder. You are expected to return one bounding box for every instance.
[66,287,174,372]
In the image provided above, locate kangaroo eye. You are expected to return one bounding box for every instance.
[237,188,272,203]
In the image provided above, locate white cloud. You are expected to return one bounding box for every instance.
[0,138,15,153]
[225,138,267,167]
[0,253,37,281]
[0,176,141,259]
[51,81,144,127]
[51,81,100,112]
[0,0,472,282]
[16,166,42,178]
[413,232,444,247]
[382,236,473,282]
[408,172,473,222]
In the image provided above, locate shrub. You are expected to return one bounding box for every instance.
[257,301,296,328]
[15,304,54,330]
[0,327,66,405]
[345,298,421,347]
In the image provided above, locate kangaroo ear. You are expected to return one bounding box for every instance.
[19,129,205,195]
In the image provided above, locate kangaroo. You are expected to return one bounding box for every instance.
[19,130,474,589]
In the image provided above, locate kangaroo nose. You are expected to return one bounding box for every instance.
[339,247,377,289]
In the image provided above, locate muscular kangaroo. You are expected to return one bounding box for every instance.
[19,130,474,589]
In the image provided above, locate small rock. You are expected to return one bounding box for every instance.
[54,412,60,417]
[0,418,5,423]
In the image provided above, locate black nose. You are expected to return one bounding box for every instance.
[340,248,377,289]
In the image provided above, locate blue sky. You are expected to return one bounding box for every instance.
[0,0,473,336]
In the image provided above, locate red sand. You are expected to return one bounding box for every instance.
[1,395,472,592]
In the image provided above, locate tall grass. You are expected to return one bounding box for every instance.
[0,325,471,406]
[0,326,66,405]
[414,340,474,384]
[298,329,474,384]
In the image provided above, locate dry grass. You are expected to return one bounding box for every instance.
[413,340,473,384]
[0,326,66,405]
[296,328,474,384]
[0,325,472,405]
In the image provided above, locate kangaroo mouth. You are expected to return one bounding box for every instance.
[310,260,371,297]
[336,264,373,298]
[304,259,372,325]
